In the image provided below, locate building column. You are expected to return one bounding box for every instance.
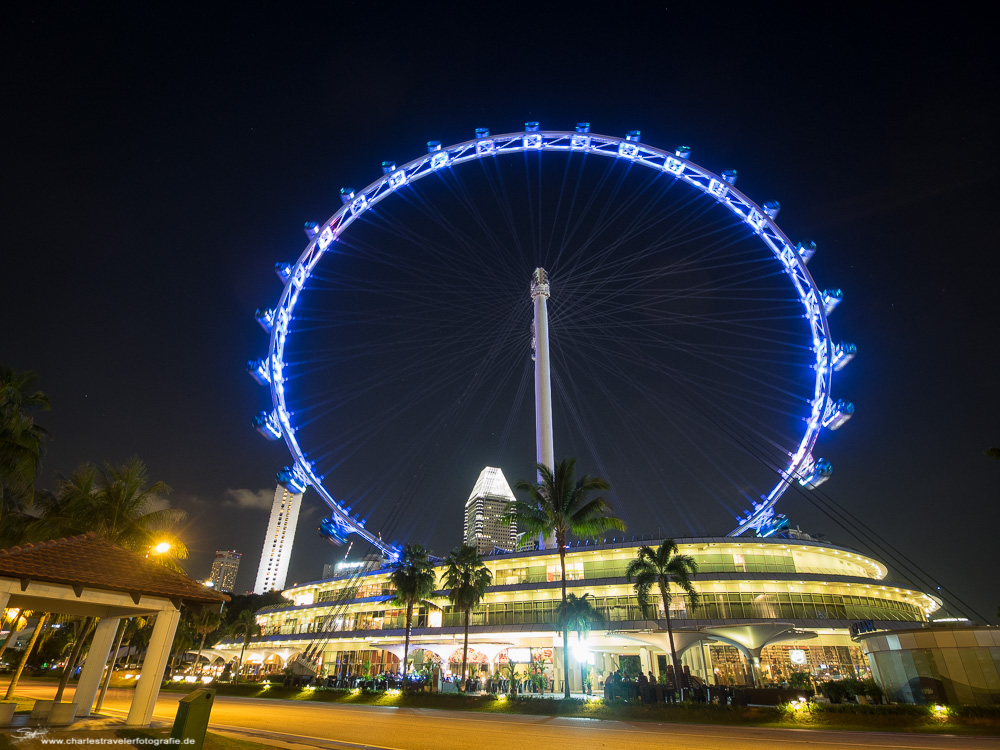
[747,647,763,688]
[75,616,120,715]
[701,641,713,684]
[603,652,616,676]
[552,646,563,694]
[638,647,651,675]
[127,607,180,726]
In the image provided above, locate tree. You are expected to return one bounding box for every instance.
[4,612,51,699]
[559,592,602,693]
[229,609,261,683]
[0,367,50,536]
[387,544,436,685]
[25,464,98,542]
[168,615,197,677]
[95,617,145,713]
[626,539,700,679]
[0,608,30,662]
[442,545,492,687]
[506,459,625,698]
[24,457,188,568]
[52,615,100,701]
[193,608,223,675]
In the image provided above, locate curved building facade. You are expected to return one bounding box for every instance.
[218,536,940,690]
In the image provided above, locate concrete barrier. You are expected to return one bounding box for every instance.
[30,699,55,720]
[49,702,79,726]
[0,702,18,727]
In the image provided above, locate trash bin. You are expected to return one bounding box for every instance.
[170,688,215,750]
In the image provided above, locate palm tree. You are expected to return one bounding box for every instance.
[54,616,98,701]
[559,592,602,694]
[193,608,223,675]
[625,539,699,678]
[25,464,99,541]
[506,458,625,698]
[0,367,50,535]
[92,458,188,559]
[387,544,436,685]
[442,545,492,687]
[168,615,197,677]
[4,612,51,699]
[229,609,261,683]
[24,458,188,568]
[95,616,145,712]
[0,609,30,661]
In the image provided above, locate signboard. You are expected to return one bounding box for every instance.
[849,620,876,637]
[506,648,531,663]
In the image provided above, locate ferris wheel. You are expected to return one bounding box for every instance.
[248,123,855,556]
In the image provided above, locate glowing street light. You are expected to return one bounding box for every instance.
[146,541,172,558]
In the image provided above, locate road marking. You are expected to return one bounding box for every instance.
[210,722,408,750]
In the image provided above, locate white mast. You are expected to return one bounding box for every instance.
[531,268,554,548]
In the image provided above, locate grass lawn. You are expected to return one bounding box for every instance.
[0,695,36,712]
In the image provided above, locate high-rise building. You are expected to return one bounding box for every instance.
[463,466,517,554]
[209,550,241,593]
[254,485,303,594]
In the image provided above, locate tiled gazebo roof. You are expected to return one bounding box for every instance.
[0,533,228,605]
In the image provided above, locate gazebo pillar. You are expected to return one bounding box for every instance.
[76,616,120,715]
[127,607,180,726]
[0,591,10,611]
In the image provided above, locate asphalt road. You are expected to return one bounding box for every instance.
[6,681,1000,750]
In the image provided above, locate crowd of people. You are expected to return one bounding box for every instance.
[285,662,744,704]
[603,664,722,704]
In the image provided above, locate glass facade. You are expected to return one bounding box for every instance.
[860,627,1000,707]
[694,591,923,622]
[259,590,923,637]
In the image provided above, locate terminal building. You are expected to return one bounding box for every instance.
[214,534,942,692]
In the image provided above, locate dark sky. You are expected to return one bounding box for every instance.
[3,3,996,619]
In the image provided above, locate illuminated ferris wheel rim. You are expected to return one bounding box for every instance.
[258,125,850,554]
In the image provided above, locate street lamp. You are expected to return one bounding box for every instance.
[146,541,172,558]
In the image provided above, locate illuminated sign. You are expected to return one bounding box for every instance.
[849,619,876,637]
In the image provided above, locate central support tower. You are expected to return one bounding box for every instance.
[531,268,555,541]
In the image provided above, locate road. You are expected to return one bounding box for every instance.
[6,681,999,750]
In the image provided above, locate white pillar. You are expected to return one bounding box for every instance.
[531,268,554,549]
[639,647,651,675]
[127,607,180,726]
[532,269,554,474]
[0,591,10,611]
[75,616,119,715]
[702,641,713,684]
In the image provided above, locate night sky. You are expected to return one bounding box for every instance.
[3,3,996,620]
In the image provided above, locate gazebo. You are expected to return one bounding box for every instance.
[0,533,228,726]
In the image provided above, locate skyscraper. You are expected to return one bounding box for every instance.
[254,485,303,594]
[209,550,241,593]
[463,466,517,554]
